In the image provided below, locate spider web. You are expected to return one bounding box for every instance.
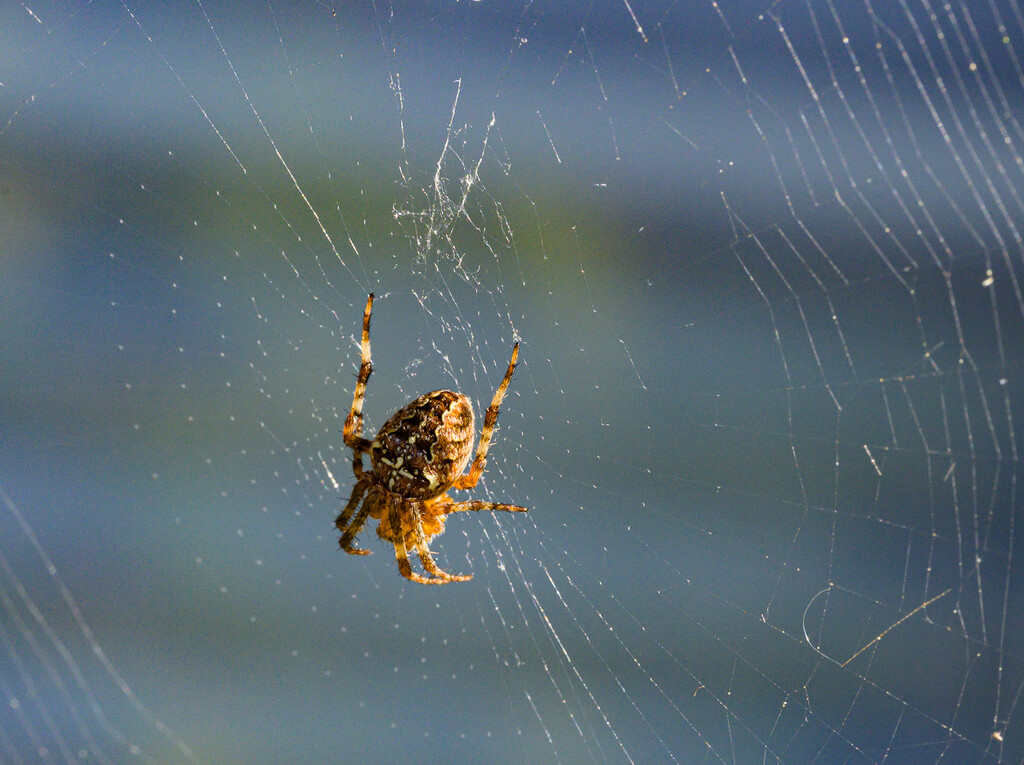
[0,0,1021,762]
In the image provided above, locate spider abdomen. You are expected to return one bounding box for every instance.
[371,390,475,499]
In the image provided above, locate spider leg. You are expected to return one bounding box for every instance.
[388,496,449,585]
[444,500,528,515]
[409,501,471,583]
[343,293,375,459]
[451,342,519,491]
[338,488,375,556]
[335,478,372,555]
[337,295,376,558]
[394,545,444,585]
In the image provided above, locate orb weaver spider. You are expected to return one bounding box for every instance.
[335,294,527,585]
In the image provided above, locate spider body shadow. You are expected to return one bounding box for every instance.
[336,294,526,585]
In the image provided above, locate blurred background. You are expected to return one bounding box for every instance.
[1,1,1021,763]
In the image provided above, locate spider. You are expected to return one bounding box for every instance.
[335,293,527,585]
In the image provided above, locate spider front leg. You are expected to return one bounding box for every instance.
[389,498,469,585]
[452,341,519,491]
[343,293,375,462]
[409,501,471,583]
[336,479,373,555]
[445,500,528,515]
[388,498,444,585]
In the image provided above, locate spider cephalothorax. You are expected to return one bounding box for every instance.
[335,294,526,585]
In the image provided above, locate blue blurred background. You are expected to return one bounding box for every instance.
[1,1,1021,763]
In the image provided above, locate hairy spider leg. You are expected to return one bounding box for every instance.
[443,500,528,515]
[451,341,519,491]
[408,502,472,583]
[335,477,372,555]
[336,294,375,557]
[338,509,374,555]
[388,496,445,585]
[343,293,375,459]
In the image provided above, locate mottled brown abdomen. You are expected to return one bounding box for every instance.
[370,390,475,499]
